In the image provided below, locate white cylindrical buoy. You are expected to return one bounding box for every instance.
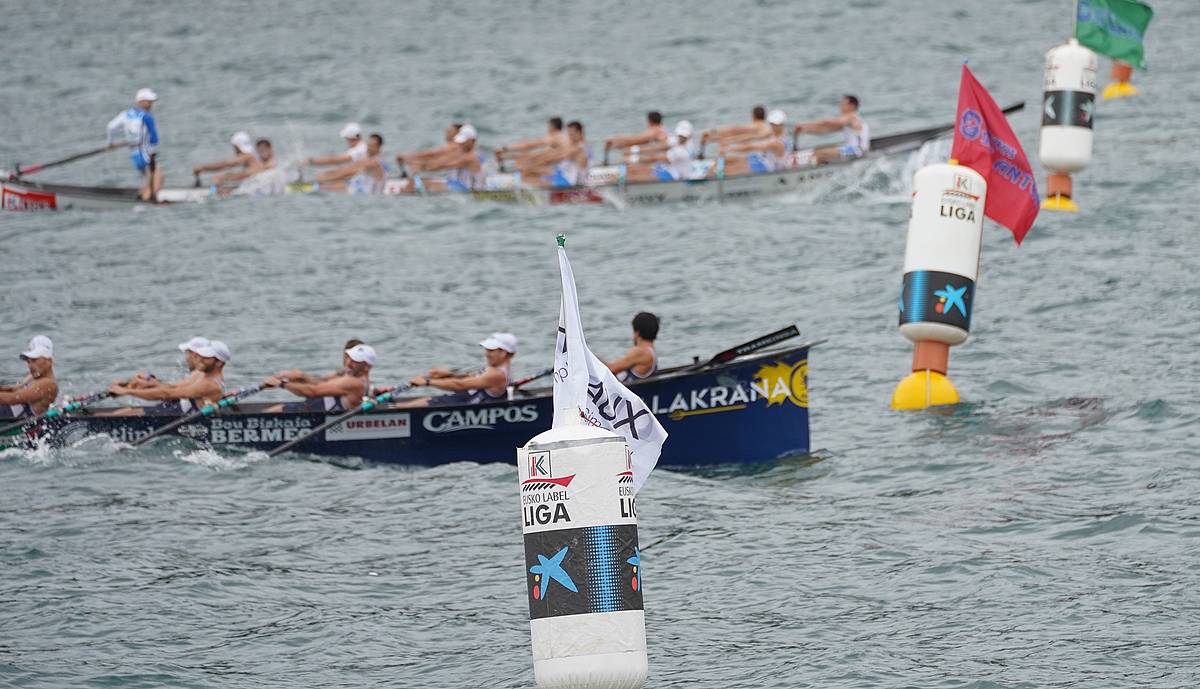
[1039,38,1098,211]
[892,162,987,410]
[518,423,647,689]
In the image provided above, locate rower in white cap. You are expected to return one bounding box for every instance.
[721,108,793,175]
[405,124,485,192]
[108,339,229,415]
[264,343,375,412]
[622,120,698,182]
[305,122,368,169]
[0,336,59,418]
[700,104,772,151]
[396,123,464,171]
[402,333,517,407]
[191,131,260,186]
[105,87,162,200]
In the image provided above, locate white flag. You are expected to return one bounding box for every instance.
[553,243,667,494]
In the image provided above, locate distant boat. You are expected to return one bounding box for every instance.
[2,343,817,467]
[1,103,1023,211]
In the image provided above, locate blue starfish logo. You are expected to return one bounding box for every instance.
[934,284,968,317]
[627,548,642,592]
[530,546,577,600]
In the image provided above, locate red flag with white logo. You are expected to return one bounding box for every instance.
[951,64,1039,245]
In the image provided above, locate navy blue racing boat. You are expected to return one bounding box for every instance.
[3,343,815,467]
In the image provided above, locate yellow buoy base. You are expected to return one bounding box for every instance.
[1102,82,1137,99]
[891,370,960,411]
[1041,194,1079,212]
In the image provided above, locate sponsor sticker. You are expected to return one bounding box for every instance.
[326,413,412,441]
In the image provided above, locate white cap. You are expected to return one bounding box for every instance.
[193,340,231,363]
[135,88,158,102]
[345,343,376,366]
[453,124,478,143]
[767,109,787,125]
[230,131,255,155]
[339,122,362,139]
[21,335,53,360]
[674,120,694,138]
[480,332,517,353]
[178,336,210,354]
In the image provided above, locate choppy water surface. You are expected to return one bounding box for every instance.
[3,1,1200,687]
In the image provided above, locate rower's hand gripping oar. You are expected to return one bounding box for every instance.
[0,390,112,435]
[11,144,128,179]
[130,384,267,448]
[266,382,417,457]
[686,323,802,371]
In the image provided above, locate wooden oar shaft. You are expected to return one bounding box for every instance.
[689,324,801,371]
[131,385,265,447]
[0,390,111,435]
[14,145,117,177]
[267,382,415,457]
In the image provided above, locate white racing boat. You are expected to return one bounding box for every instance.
[2,103,1022,211]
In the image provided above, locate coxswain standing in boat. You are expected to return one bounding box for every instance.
[105,88,162,201]
[108,340,230,416]
[191,132,259,186]
[0,336,59,418]
[495,117,569,172]
[605,313,659,382]
[720,109,792,176]
[406,124,484,192]
[263,343,375,412]
[604,111,669,163]
[401,333,516,407]
[519,121,590,188]
[315,133,387,194]
[793,94,870,164]
[700,105,771,154]
[622,121,697,182]
[305,122,368,171]
[396,123,462,174]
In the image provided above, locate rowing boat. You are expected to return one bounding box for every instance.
[1,103,1023,211]
[1,343,816,467]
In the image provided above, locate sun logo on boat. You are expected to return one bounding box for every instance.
[752,360,808,408]
[530,546,577,600]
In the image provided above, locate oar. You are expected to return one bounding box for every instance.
[130,384,267,447]
[0,390,112,435]
[11,145,120,178]
[511,367,553,390]
[267,382,416,457]
[869,101,1025,152]
[686,323,801,371]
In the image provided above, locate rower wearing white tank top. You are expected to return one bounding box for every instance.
[606,312,659,383]
[794,94,871,165]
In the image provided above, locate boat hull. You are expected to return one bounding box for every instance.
[0,179,210,211]
[6,345,814,467]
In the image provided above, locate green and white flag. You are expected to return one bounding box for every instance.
[1075,0,1154,69]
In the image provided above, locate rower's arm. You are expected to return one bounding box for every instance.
[307,152,353,166]
[606,131,658,150]
[605,347,651,376]
[414,149,473,173]
[316,159,368,183]
[193,157,244,174]
[0,379,54,405]
[105,113,125,145]
[499,137,548,155]
[280,377,360,400]
[795,114,851,134]
[424,369,504,392]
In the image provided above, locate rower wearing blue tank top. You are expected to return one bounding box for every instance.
[794,94,871,164]
[606,313,659,383]
[0,336,58,418]
[407,124,486,192]
[265,343,376,413]
[108,340,229,415]
[402,333,517,407]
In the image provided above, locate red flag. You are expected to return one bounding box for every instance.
[951,65,1039,245]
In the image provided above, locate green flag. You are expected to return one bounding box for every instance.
[1075,0,1154,69]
